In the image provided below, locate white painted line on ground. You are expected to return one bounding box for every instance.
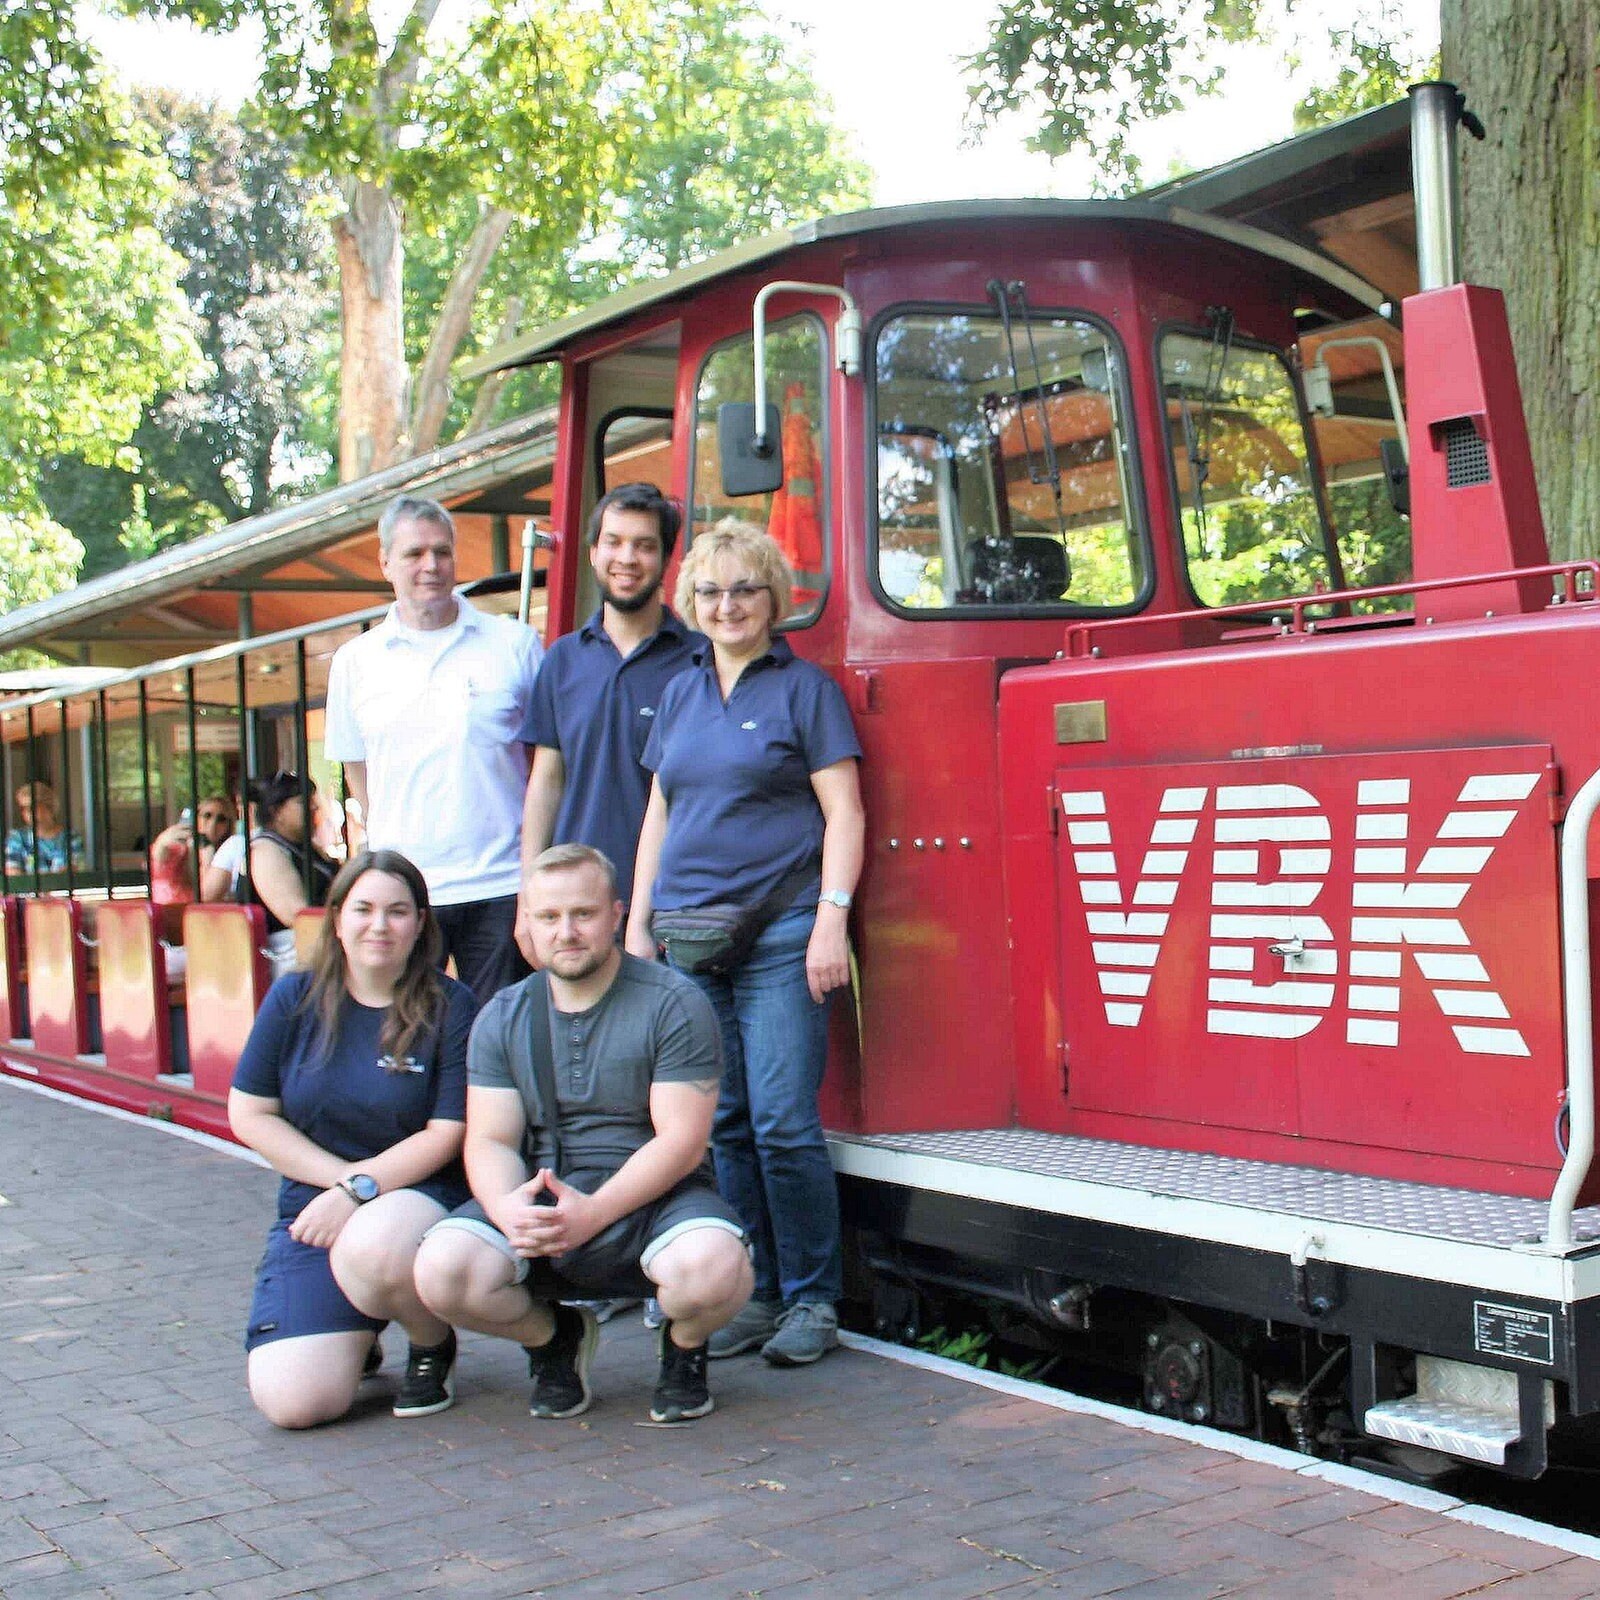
[839,1331,1600,1564]
[0,1073,269,1166]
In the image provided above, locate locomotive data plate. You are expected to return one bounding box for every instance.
[1054,701,1107,744]
[1473,1301,1555,1364]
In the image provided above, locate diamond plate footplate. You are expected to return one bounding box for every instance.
[840,1127,1600,1249]
[1363,1396,1520,1463]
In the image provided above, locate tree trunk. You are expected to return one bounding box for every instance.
[409,206,515,455]
[335,179,408,482]
[1443,0,1600,559]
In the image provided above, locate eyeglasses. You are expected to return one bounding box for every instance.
[692,581,768,606]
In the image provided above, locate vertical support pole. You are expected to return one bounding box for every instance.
[491,513,511,575]
[1,709,13,885]
[238,592,255,641]
[295,638,313,901]
[58,700,74,897]
[137,681,153,902]
[185,668,202,901]
[96,691,113,897]
[234,648,250,849]
[25,704,39,899]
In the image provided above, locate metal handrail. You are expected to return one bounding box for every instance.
[1547,763,1600,1251]
[1064,560,1600,658]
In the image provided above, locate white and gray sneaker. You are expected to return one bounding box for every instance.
[707,1297,782,1359]
[761,1302,839,1367]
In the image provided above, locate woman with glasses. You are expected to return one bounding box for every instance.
[240,771,338,975]
[150,794,237,905]
[230,849,476,1428]
[625,519,863,1369]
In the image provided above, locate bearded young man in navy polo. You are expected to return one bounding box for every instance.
[518,482,695,925]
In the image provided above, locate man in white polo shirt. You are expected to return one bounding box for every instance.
[325,495,543,1002]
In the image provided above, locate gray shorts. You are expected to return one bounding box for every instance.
[427,1169,744,1299]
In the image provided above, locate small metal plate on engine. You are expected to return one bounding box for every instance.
[1055,701,1107,744]
[1473,1301,1555,1365]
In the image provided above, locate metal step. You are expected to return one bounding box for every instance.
[1364,1396,1522,1464]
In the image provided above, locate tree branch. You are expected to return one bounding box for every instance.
[464,294,524,438]
[409,206,514,453]
[379,0,449,112]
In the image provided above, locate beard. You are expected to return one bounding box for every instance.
[544,944,612,981]
[600,572,662,614]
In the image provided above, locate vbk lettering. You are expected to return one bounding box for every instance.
[1062,771,1541,1057]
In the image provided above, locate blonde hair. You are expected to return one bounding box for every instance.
[674,518,795,625]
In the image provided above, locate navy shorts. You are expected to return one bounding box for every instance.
[244,1220,385,1352]
[428,1169,745,1300]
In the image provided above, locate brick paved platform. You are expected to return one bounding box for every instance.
[4,1077,1599,1600]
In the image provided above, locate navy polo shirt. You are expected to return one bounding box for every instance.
[642,636,861,911]
[528,608,699,904]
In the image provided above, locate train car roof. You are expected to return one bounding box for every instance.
[0,406,560,664]
[462,197,1387,380]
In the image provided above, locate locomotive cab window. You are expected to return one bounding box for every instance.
[873,310,1143,614]
[1161,328,1341,607]
[691,315,828,624]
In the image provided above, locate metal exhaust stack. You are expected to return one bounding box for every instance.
[1409,81,1484,292]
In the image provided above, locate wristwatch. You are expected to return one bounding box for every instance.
[340,1174,380,1204]
[818,889,853,910]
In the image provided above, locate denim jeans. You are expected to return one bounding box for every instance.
[680,903,841,1306]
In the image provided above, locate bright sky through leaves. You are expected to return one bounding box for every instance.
[87,0,1440,202]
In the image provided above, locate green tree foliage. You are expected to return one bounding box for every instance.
[1291,8,1435,129]
[0,136,204,608]
[0,0,124,334]
[0,16,206,615]
[401,2,870,443]
[964,0,1268,190]
[133,0,870,471]
[964,0,1434,192]
[43,94,338,578]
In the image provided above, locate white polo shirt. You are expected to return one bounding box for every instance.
[324,599,543,906]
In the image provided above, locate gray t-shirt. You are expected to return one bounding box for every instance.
[467,953,722,1171]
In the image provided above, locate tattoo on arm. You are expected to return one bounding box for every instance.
[688,1078,720,1097]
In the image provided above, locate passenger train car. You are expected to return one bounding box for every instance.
[4,84,1596,1479]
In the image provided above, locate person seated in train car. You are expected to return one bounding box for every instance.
[229,849,477,1429]
[202,797,248,903]
[518,480,697,1330]
[412,845,753,1424]
[241,771,338,976]
[4,782,84,876]
[325,494,544,1006]
[149,793,237,906]
[624,520,864,1369]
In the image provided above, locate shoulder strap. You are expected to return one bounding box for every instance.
[526,973,563,1178]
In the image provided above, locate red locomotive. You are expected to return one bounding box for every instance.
[2,82,1593,1478]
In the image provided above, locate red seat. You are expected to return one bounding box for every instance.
[183,904,269,1100]
[97,901,175,1080]
[25,899,90,1057]
[0,896,25,1041]
[293,906,326,970]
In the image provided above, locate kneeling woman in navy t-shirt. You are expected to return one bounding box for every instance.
[230,848,477,1428]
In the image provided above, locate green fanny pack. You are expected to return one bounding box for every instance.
[650,859,819,976]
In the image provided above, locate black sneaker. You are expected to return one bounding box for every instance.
[393,1329,456,1418]
[362,1336,384,1380]
[649,1321,713,1423]
[527,1302,598,1418]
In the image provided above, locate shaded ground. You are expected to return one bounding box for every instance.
[2,1078,1596,1599]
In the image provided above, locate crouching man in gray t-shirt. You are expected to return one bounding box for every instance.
[413,844,752,1423]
